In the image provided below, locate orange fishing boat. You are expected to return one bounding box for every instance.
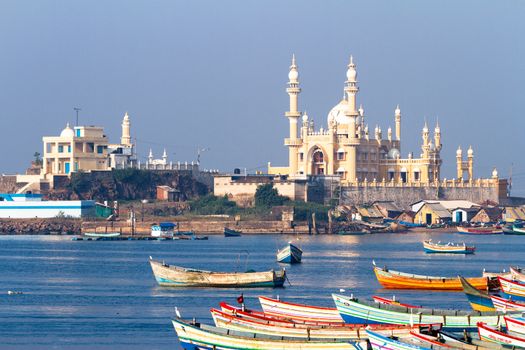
[373,262,489,290]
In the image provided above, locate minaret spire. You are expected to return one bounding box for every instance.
[285,54,302,175]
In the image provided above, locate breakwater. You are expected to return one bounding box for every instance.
[0,218,81,234]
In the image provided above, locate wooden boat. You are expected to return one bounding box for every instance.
[366,329,432,350]
[423,240,475,254]
[490,295,525,312]
[372,295,421,309]
[459,276,495,312]
[210,308,427,340]
[456,226,502,234]
[408,331,453,349]
[498,276,525,301]
[511,225,525,235]
[172,317,366,350]
[83,232,120,238]
[332,293,513,330]
[511,266,525,282]
[277,242,303,264]
[399,221,425,228]
[224,227,242,237]
[151,222,176,238]
[373,263,489,290]
[477,321,525,348]
[259,295,343,323]
[482,269,513,280]
[149,258,285,288]
[504,315,525,335]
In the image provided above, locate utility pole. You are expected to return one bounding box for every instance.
[74,107,82,126]
[197,147,210,164]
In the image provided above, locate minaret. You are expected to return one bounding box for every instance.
[344,55,359,182]
[162,149,167,164]
[434,120,441,152]
[394,105,401,141]
[286,54,301,175]
[421,122,429,157]
[121,112,131,146]
[148,149,153,165]
[467,146,474,181]
[456,146,463,180]
[387,127,392,142]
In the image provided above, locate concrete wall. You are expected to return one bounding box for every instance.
[341,185,503,209]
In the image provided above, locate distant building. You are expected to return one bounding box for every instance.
[471,207,503,223]
[156,185,180,202]
[414,202,452,225]
[0,193,95,218]
[451,207,480,223]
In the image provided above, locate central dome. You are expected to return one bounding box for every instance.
[60,123,74,138]
[327,99,350,125]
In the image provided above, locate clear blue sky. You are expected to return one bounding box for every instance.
[1,1,524,195]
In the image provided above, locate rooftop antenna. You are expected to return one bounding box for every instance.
[74,107,82,126]
[197,146,210,164]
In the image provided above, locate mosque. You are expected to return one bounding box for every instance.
[268,55,476,186]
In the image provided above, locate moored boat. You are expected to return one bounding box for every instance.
[511,266,525,282]
[259,295,343,323]
[423,240,475,254]
[277,242,303,264]
[373,262,489,290]
[172,317,366,350]
[372,295,421,309]
[333,293,512,330]
[511,225,525,235]
[149,258,285,288]
[498,276,525,301]
[151,222,176,238]
[490,295,525,313]
[456,226,502,234]
[477,321,525,348]
[504,315,525,335]
[459,276,495,312]
[365,329,432,350]
[83,231,121,238]
[224,227,242,237]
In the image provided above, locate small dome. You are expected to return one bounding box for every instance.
[388,148,400,159]
[456,147,462,156]
[492,168,498,178]
[60,123,74,138]
[302,113,309,123]
[123,112,130,121]
[467,147,474,156]
[288,69,299,81]
[395,105,401,116]
[327,99,350,125]
[346,56,357,81]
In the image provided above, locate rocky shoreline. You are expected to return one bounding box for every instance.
[0,218,81,235]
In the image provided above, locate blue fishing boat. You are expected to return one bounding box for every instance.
[224,227,242,237]
[151,222,177,238]
[276,242,303,264]
[399,221,425,228]
[459,276,495,312]
[423,240,475,254]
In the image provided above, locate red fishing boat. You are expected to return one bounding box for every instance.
[456,226,502,234]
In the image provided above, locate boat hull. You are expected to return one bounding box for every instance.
[373,266,488,290]
[333,294,511,330]
[366,330,430,350]
[224,228,242,237]
[277,243,303,264]
[499,276,525,301]
[505,316,525,335]
[477,322,525,348]
[423,240,475,254]
[460,276,495,312]
[149,260,285,288]
[259,296,343,323]
[490,295,525,312]
[456,227,502,234]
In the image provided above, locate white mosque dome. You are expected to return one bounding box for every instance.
[388,148,400,159]
[302,113,309,123]
[60,123,74,138]
[327,99,350,125]
[288,69,299,81]
[346,67,357,81]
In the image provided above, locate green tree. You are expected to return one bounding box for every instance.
[33,152,42,166]
[254,183,286,207]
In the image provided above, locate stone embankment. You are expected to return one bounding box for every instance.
[0,219,81,234]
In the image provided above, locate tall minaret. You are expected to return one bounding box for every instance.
[394,105,401,141]
[467,146,474,181]
[434,120,441,152]
[344,55,359,182]
[121,112,131,146]
[421,122,429,158]
[456,146,463,180]
[286,54,301,175]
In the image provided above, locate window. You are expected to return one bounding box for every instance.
[86,143,95,153]
[337,152,345,160]
[388,171,395,181]
[97,145,105,154]
[67,145,71,153]
[76,129,81,137]
[414,172,420,181]
[58,145,64,153]
[299,153,304,161]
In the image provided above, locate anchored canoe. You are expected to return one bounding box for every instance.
[477,322,525,348]
[333,293,512,330]
[498,276,525,301]
[459,276,495,312]
[149,258,285,288]
[277,242,303,264]
[423,240,475,254]
[504,315,525,335]
[172,317,366,350]
[259,295,343,323]
[456,226,502,234]
[490,295,525,313]
[373,264,489,290]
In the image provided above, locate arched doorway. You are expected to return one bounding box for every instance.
[312,148,325,175]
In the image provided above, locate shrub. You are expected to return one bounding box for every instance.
[254,183,286,207]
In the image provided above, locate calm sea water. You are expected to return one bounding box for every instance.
[0,232,522,349]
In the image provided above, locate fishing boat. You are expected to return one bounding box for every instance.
[149,258,286,288]
[365,329,432,350]
[373,262,489,290]
[477,322,525,348]
[151,222,176,238]
[399,221,425,228]
[210,308,427,340]
[456,226,502,234]
[277,242,303,264]
[498,276,525,301]
[172,317,366,350]
[511,266,525,282]
[490,295,525,312]
[259,295,343,323]
[504,315,525,335]
[224,227,242,237]
[482,268,513,280]
[423,240,475,254]
[511,225,525,235]
[372,296,421,309]
[337,230,367,235]
[332,293,512,330]
[83,231,121,238]
[459,276,495,312]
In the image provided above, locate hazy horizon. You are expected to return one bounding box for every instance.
[1,1,524,195]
